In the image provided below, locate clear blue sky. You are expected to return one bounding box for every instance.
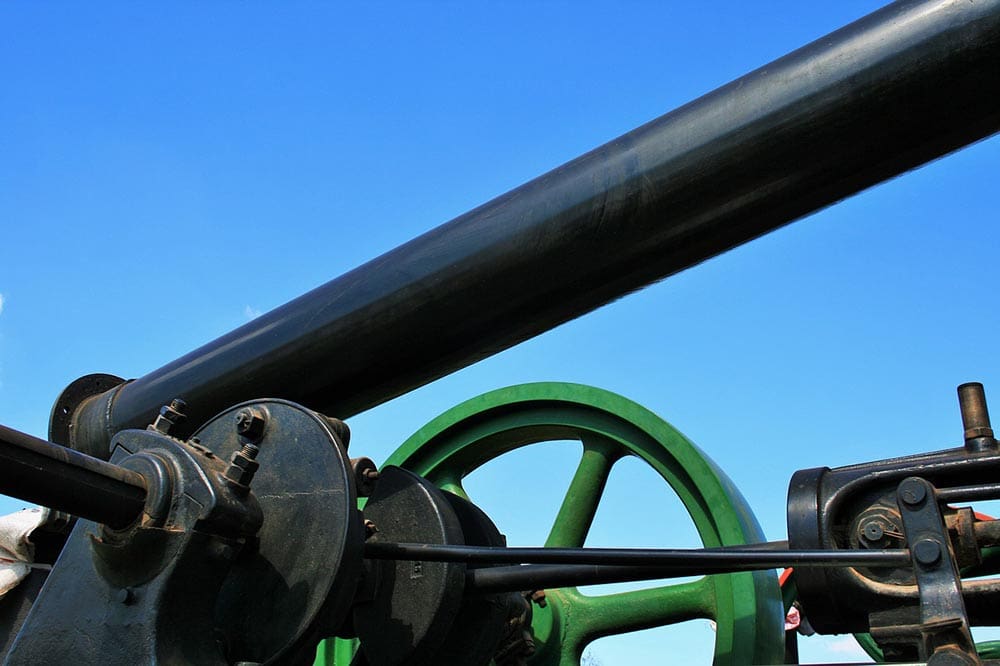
[1,2,998,663]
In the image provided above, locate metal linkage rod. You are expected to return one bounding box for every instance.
[0,424,146,529]
[61,0,1000,459]
[467,564,785,593]
[363,541,912,569]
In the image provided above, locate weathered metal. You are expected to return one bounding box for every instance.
[787,387,1000,636]
[881,478,977,663]
[959,383,996,452]
[4,400,362,665]
[3,0,1000,662]
[0,423,145,529]
[57,0,1000,463]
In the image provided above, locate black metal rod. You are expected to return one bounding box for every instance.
[63,0,1000,458]
[937,483,1000,503]
[0,424,146,529]
[465,562,864,594]
[363,541,912,568]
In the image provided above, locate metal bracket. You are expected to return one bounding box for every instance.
[890,476,980,665]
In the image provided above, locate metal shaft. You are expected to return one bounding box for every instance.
[0,424,146,529]
[62,0,1000,458]
[465,562,864,594]
[363,541,912,568]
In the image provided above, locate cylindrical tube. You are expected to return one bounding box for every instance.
[0,424,146,528]
[959,382,995,450]
[63,0,1000,458]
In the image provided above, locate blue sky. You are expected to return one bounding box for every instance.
[1,2,998,663]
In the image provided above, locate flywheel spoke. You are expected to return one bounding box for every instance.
[567,578,715,641]
[436,475,470,500]
[545,436,623,548]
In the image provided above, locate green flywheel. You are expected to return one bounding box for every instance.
[319,383,784,665]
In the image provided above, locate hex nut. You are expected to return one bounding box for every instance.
[235,408,267,441]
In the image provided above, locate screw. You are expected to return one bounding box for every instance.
[529,590,548,608]
[900,479,927,507]
[913,538,942,566]
[235,407,267,441]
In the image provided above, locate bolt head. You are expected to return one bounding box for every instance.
[117,587,136,605]
[900,479,928,507]
[235,408,267,441]
[863,522,884,541]
[913,538,942,566]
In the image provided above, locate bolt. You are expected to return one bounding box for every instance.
[235,407,267,442]
[224,451,260,490]
[351,457,379,497]
[913,538,942,567]
[529,589,547,608]
[862,521,884,541]
[239,442,260,459]
[364,519,378,537]
[900,479,927,507]
[150,398,187,435]
[117,587,136,605]
[224,422,263,491]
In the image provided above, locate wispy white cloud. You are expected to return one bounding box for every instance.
[0,292,5,316]
[244,304,262,320]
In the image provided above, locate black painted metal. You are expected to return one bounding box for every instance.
[434,493,512,666]
[886,477,977,662]
[63,0,1000,459]
[355,466,467,665]
[363,541,912,568]
[467,564,792,594]
[6,399,362,666]
[0,423,145,529]
[788,445,1000,633]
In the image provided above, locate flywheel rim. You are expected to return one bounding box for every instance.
[377,382,785,666]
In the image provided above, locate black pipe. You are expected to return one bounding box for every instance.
[61,0,1000,458]
[465,562,859,594]
[363,541,912,568]
[0,424,146,529]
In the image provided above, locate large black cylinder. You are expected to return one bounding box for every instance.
[60,0,1000,458]
[0,425,146,528]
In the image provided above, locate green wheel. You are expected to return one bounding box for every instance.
[365,382,784,665]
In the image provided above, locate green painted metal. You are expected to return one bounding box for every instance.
[323,382,783,665]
